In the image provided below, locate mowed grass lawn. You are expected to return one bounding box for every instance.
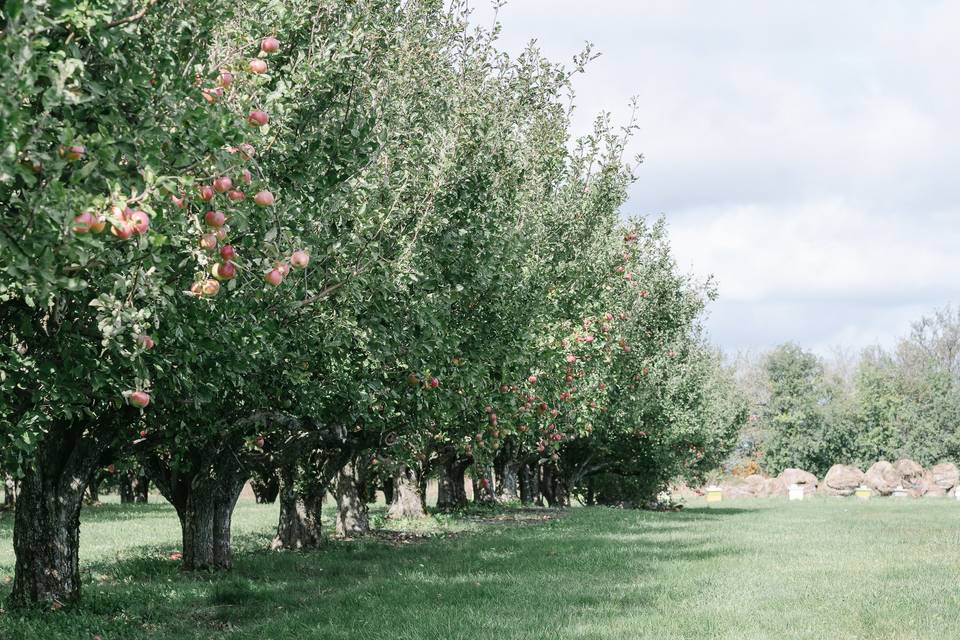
[2,496,960,639]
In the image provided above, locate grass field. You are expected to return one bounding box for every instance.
[2,496,960,639]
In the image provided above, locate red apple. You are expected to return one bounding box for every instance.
[219,244,236,260]
[227,189,245,202]
[61,145,86,161]
[170,194,186,209]
[241,168,253,183]
[213,261,236,280]
[290,250,310,269]
[274,260,290,276]
[256,436,265,448]
[254,190,274,206]
[200,233,217,250]
[110,221,134,239]
[261,36,280,53]
[202,279,220,297]
[264,269,283,286]
[249,58,267,74]
[72,211,95,234]
[248,110,269,126]
[527,375,538,384]
[128,391,150,408]
[215,226,229,241]
[213,176,232,193]
[429,377,439,389]
[137,334,155,350]
[130,211,150,234]
[90,215,106,233]
[219,71,233,87]
[199,185,215,201]
[204,210,226,227]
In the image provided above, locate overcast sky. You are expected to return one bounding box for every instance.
[470,1,960,356]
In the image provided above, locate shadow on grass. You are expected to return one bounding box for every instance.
[0,505,746,640]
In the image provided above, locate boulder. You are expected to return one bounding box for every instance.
[778,468,818,495]
[722,480,755,499]
[923,469,947,497]
[864,460,901,496]
[821,464,864,496]
[930,462,959,492]
[759,477,787,497]
[894,459,927,497]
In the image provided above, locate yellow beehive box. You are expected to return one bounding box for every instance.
[705,486,722,503]
[855,486,871,500]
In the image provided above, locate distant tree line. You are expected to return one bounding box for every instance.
[731,306,960,477]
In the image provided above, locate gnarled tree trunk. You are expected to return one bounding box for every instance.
[120,472,149,504]
[334,456,369,537]
[148,454,247,571]
[387,465,426,519]
[519,460,539,505]
[495,444,520,502]
[436,458,468,511]
[473,464,496,504]
[540,463,569,508]
[10,424,100,607]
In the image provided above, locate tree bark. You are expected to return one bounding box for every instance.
[473,464,496,504]
[134,475,149,502]
[3,476,16,508]
[387,465,426,519]
[495,451,520,503]
[9,424,99,607]
[147,454,246,571]
[334,456,369,537]
[120,472,149,504]
[519,460,539,505]
[540,463,569,508]
[85,475,101,505]
[436,458,468,511]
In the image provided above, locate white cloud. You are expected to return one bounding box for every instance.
[470,1,960,353]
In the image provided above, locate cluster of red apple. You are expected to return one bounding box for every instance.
[73,205,150,239]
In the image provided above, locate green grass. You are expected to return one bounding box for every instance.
[2,496,960,639]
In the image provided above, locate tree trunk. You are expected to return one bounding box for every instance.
[251,472,280,504]
[495,457,520,503]
[9,425,99,607]
[134,475,149,503]
[473,464,496,504]
[120,471,136,504]
[334,457,369,537]
[147,454,246,571]
[540,463,569,508]
[4,475,18,508]
[519,461,539,505]
[382,477,394,506]
[436,458,468,511]
[387,465,426,519]
[85,475,100,505]
[271,465,322,550]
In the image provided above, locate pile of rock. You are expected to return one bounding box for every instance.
[704,460,960,499]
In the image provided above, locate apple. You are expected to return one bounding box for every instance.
[406,373,419,386]
[214,261,236,280]
[227,189,245,202]
[219,71,233,87]
[489,413,498,425]
[565,354,577,363]
[72,211,95,234]
[128,390,150,408]
[499,384,509,393]
[130,211,150,234]
[139,429,148,438]
[202,279,220,296]
[238,144,255,160]
[249,58,267,74]
[429,377,439,389]
[527,375,538,384]
[219,244,236,260]
[484,405,493,413]
[624,232,637,242]
[137,334,155,350]
[254,190,274,206]
[273,260,290,277]
[261,36,280,53]
[215,226,229,241]
[110,221,134,239]
[624,272,633,281]
[256,436,265,448]
[190,282,203,296]
[204,210,226,227]
[170,194,186,209]
[264,269,283,286]
[518,425,528,433]
[213,176,232,193]
[200,185,215,201]
[248,110,269,126]
[290,250,310,269]
[241,168,253,183]
[604,312,613,321]
[90,215,106,233]
[200,233,217,250]
[61,145,86,161]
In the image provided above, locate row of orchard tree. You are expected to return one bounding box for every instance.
[0,0,745,607]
